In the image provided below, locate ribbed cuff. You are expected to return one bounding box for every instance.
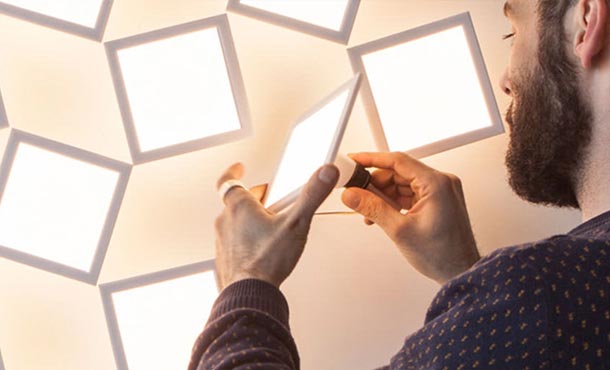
[208,279,290,327]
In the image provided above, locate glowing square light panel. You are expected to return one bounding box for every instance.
[100,262,218,370]
[0,0,113,41]
[227,0,361,44]
[106,15,252,164]
[348,12,503,158]
[0,130,131,284]
[264,74,361,213]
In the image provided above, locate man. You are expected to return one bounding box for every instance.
[189,0,610,368]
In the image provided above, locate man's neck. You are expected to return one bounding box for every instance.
[576,121,610,223]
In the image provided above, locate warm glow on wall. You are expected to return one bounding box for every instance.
[105,15,252,164]
[100,261,218,370]
[264,74,361,213]
[0,0,112,41]
[0,2,524,369]
[349,12,503,158]
[227,0,361,44]
[0,130,131,284]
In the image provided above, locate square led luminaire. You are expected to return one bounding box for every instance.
[348,12,504,158]
[100,261,218,370]
[227,0,361,44]
[106,15,252,164]
[0,0,113,41]
[0,130,131,284]
[264,74,361,213]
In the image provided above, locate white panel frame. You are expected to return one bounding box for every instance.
[227,0,361,44]
[0,129,131,284]
[0,0,113,42]
[348,12,504,158]
[0,349,4,370]
[0,88,7,129]
[99,260,217,370]
[105,15,252,165]
[264,74,362,213]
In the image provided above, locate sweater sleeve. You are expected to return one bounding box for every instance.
[188,279,300,370]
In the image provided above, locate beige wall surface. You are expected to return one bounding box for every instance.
[0,1,581,369]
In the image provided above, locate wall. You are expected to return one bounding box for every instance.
[0,1,580,369]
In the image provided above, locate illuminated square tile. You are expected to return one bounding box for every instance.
[0,130,131,284]
[348,12,504,158]
[100,261,218,370]
[106,15,252,164]
[0,0,113,41]
[227,0,361,44]
[264,74,361,213]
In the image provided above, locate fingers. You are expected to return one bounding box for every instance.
[369,169,395,189]
[217,163,257,208]
[349,152,430,183]
[371,169,414,192]
[289,165,339,223]
[250,184,268,203]
[216,163,244,189]
[342,187,402,233]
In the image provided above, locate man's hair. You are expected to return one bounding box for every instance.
[536,0,579,87]
[539,0,610,27]
[537,0,576,25]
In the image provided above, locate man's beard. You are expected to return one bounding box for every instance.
[504,37,593,209]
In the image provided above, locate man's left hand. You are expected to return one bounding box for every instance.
[214,163,339,290]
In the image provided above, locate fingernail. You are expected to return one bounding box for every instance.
[342,189,361,208]
[318,165,338,184]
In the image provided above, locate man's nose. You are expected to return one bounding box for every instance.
[499,68,513,96]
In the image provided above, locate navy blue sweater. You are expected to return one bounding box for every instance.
[189,212,610,369]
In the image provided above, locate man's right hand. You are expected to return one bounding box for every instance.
[341,152,480,285]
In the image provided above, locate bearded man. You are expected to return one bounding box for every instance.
[189,0,610,368]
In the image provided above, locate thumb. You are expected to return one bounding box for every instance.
[342,187,401,232]
[289,165,339,222]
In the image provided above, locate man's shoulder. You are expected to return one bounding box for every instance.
[420,235,610,367]
[476,234,610,275]
[433,234,610,310]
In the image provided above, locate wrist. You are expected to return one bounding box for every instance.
[221,271,280,291]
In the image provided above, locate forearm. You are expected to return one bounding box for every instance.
[189,279,300,370]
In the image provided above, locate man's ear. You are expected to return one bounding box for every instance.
[574,0,608,69]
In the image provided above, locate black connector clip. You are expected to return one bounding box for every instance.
[343,163,371,189]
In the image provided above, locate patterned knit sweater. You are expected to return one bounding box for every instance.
[189,211,610,369]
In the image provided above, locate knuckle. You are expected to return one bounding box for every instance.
[444,173,464,192]
[433,171,454,189]
[228,195,250,217]
[451,175,463,190]
[446,173,461,184]
[362,202,382,222]
[391,151,407,163]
